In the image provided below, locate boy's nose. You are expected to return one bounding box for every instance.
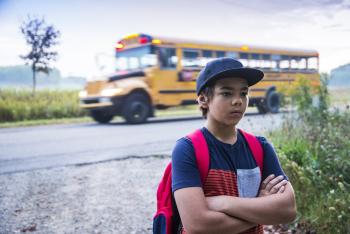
[231,96,243,105]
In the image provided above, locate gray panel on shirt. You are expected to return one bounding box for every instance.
[237,167,261,197]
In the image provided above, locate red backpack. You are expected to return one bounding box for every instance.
[153,128,264,234]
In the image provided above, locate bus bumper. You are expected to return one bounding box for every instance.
[80,96,125,115]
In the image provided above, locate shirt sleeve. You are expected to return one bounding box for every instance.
[257,136,289,181]
[171,137,202,192]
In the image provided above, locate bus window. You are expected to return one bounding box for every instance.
[239,52,249,66]
[290,56,307,70]
[271,61,278,69]
[248,59,258,68]
[248,53,260,68]
[227,51,238,59]
[261,54,272,69]
[262,54,271,60]
[271,54,281,70]
[307,57,318,70]
[200,50,214,66]
[116,57,128,71]
[290,57,299,70]
[203,50,213,57]
[129,57,139,70]
[239,53,249,59]
[116,46,156,71]
[271,54,281,61]
[182,49,200,68]
[141,54,158,68]
[251,53,260,59]
[159,47,177,69]
[300,58,307,70]
[262,61,276,70]
[280,55,290,70]
[215,51,226,58]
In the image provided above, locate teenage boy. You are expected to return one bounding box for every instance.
[172,58,296,234]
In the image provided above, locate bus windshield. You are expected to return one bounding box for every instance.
[116,46,157,71]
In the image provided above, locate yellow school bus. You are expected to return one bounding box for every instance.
[79,33,320,124]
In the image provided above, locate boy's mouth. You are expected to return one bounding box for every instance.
[229,110,243,117]
[230,110,242,114]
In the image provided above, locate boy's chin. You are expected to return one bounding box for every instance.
[222,117,243,126]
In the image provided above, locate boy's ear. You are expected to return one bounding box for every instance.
[197,95,209,107]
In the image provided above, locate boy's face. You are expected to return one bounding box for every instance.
[203,77,249,127]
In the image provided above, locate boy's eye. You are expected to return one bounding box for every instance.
[221,92,232,97]
[241,92,248,97]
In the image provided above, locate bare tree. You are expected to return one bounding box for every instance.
[20,16,60,94]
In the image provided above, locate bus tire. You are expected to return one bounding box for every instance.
[257,101,268,114]
[266,91,280,113]
[90,110,114,124]
[122,93,151,124]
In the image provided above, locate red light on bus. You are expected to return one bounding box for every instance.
[139,37,149,44]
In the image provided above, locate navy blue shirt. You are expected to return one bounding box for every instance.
[172,127,287,196]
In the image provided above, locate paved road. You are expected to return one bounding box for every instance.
[0,112,285,174]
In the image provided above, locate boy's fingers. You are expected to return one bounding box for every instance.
[270,180,288,193]
[265,175,284,191]
[278,185,285,193]
[261,174,275,189]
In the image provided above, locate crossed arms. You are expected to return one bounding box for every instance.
[174,175,297,234]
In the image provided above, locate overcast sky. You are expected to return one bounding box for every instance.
[0,0,349,78]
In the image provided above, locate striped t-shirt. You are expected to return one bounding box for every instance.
[172,127,287,234]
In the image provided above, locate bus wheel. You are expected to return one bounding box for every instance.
[90,110,114,124]
[266,91,280,113]
[257,101,268,114]
[122,93,151,124]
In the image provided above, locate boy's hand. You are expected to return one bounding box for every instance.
[206,175,288,211]
[258,174,287,197]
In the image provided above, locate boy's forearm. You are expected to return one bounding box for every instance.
[175,187,257,234]
[191,210,256,234]
[212,183,296,225]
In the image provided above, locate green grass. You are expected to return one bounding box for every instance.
[0,89,86,122]
[269,111,350,233]
[268,78,350,233]
[329,87,350,107]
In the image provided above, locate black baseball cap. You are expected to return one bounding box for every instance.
[196,57,264,95]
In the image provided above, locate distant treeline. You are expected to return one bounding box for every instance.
[329,63,350,87]
[0,65,86,90]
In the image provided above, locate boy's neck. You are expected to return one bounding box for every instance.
[205,121,238,145]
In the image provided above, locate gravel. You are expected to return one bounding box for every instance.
[0,156,169,234]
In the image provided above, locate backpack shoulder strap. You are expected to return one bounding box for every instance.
[239,129,264,175]
[187,129,210,186]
